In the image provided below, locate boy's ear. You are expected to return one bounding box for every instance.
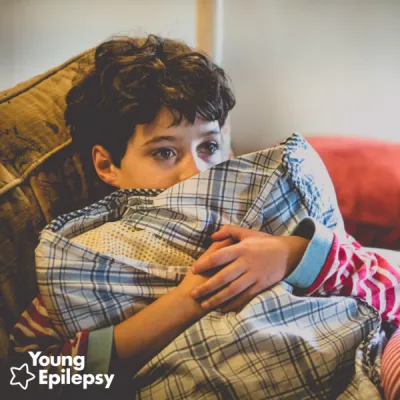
[92,145,120,188]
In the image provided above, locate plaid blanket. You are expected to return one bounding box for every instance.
[35,133,383,398]
[135,283,382,399]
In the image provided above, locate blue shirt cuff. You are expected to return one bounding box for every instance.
[86,325,114,375]
[284,217,334,289]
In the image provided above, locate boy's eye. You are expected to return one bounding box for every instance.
[198,142,220,155]
[153,148,176,160]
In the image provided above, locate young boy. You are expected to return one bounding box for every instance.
[10,35,400,398]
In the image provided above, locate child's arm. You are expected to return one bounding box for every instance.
[10,239,232,377]
[11,279,207,378]
[295,217,400,328]
[10,294,92,367]
[191,219,400,328]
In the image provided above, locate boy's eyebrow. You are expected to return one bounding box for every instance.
[142,130,220,146]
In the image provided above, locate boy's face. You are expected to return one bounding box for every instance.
[93,108,229,190]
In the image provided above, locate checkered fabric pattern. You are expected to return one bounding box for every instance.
[34,133,383,398]
[135,282,381,399]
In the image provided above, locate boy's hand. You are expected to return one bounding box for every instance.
[177,237,234,298]
[190,225,309,312]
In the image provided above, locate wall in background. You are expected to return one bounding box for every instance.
[0,0,196,91]
[1,0,399,150]
[221,0,400,153]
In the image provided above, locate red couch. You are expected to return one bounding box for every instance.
[308,136,400,251]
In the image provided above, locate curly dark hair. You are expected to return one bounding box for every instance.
[65,35,236,173]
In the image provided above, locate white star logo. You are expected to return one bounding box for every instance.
[10,363,36,390]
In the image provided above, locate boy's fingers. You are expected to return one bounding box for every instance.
[199,274,255,311]
[210,226,231,240]
[212,225,268,241]
[202,238,233,257]
[191,261,246,299]
[221,284,261,313]
[192,244,240,274]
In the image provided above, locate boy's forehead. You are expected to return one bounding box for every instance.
[138,108,219,138]
[142,108,176,133]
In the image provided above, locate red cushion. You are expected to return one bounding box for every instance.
[307,136,400,250]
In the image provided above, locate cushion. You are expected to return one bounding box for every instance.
[307,136,400,250]
[0,49,97,368]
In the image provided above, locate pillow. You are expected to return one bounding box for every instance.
[307,136,400,250]
[0,49,96,365]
